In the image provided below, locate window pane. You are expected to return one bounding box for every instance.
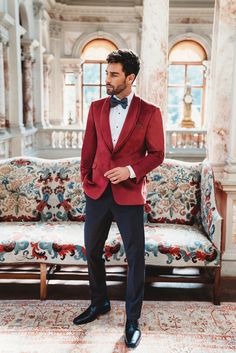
[83,86,100,126]
[101,85,107,97]
[168,87,184,127]
[168,106,182,127]
[83,63,100,84]
[192,88,203,128]
[102,63,107,84]
[82,39,117,61]
[168,65,185,85]
[192,105,202,128]
[169,40,207,62]
[64,86,76,124]
[192,87,202,106]
[187,65,203,86]
[168,87,184,106]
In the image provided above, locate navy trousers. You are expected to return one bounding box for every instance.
[84,184,145,320]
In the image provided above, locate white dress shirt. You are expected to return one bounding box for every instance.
[109,91,136,178]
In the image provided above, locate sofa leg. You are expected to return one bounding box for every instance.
[213,267,221,305]
[40,263,47,301]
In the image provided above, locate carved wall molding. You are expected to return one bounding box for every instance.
[21,39,39,61]
[170,7,214,24]
[33,0,45,19]
[60,58,83,73]
[47,4,142,23]
[0,13,15,31]
[49,21,62,38]
[43,53,54,65]
[0,26,10,45]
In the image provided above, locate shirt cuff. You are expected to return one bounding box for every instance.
[127,165,136,179]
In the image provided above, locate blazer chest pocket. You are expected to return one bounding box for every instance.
[135,122,143,129]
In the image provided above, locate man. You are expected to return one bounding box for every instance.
[73,49,164,348]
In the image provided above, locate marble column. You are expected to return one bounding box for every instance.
[8,0,24,133]
[33,0,45,128]
[3,41,10,128]
[43,54,54,127]
[218,38,236,275]
[61,66,66,125]
[0,39,5,129]
[74,62,83,127]
[209,1,236,276]
[75,63,84,149]
[224,41,236,177]
[0,14,12,132]
[140,0,169,122]
[207,0,236,170]
[202,60,211,129]
[21,41,34,128]
[50,22,63,126]
[8,0,25,138]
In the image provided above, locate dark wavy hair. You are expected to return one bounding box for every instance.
[106,49,140,78]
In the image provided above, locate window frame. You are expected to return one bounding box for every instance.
[81,60,107,124]
[168,40,207,129]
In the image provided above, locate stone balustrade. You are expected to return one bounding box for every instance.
[0,130,11,159]
[0,127,207,161]
[35,127,85,158]
[166,128,207,161]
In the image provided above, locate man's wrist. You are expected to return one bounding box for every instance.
[126,165,136,179]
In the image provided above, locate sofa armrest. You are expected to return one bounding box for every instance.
[201,159,223,250]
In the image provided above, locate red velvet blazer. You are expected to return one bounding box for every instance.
[80,94,164,205]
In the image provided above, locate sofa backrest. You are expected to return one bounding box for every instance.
[0,157,202,225]
[146,159,202,225]
[0,157,85,222]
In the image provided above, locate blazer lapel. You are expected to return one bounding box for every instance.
[113,94,141,153]
[100,97,113,152]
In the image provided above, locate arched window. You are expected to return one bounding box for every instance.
[81,39,117,124]
[168,40,207,128]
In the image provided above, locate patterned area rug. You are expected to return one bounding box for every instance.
[0,300,235,353]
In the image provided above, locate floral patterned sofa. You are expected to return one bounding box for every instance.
[0,157,222,303]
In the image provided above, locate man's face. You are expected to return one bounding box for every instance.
[105,62,132,96]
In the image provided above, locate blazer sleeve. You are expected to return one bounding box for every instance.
[80,103,97,182]
[131,107,165,183]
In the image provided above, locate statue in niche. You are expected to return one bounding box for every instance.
[181,83,195,128]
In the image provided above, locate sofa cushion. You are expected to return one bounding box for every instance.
[0,222,220,267]
[146,159,202,225]
[0,158,85,222]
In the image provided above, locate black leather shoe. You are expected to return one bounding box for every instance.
[124,319,141,348]
[73,300,111,325]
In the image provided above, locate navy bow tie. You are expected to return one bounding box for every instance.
[110,96,128,109]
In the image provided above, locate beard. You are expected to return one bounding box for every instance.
[106,80,127,96]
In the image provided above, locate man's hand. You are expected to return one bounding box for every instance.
[104,167,130,184]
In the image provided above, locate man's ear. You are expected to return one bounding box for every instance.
[127,73,136,84]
